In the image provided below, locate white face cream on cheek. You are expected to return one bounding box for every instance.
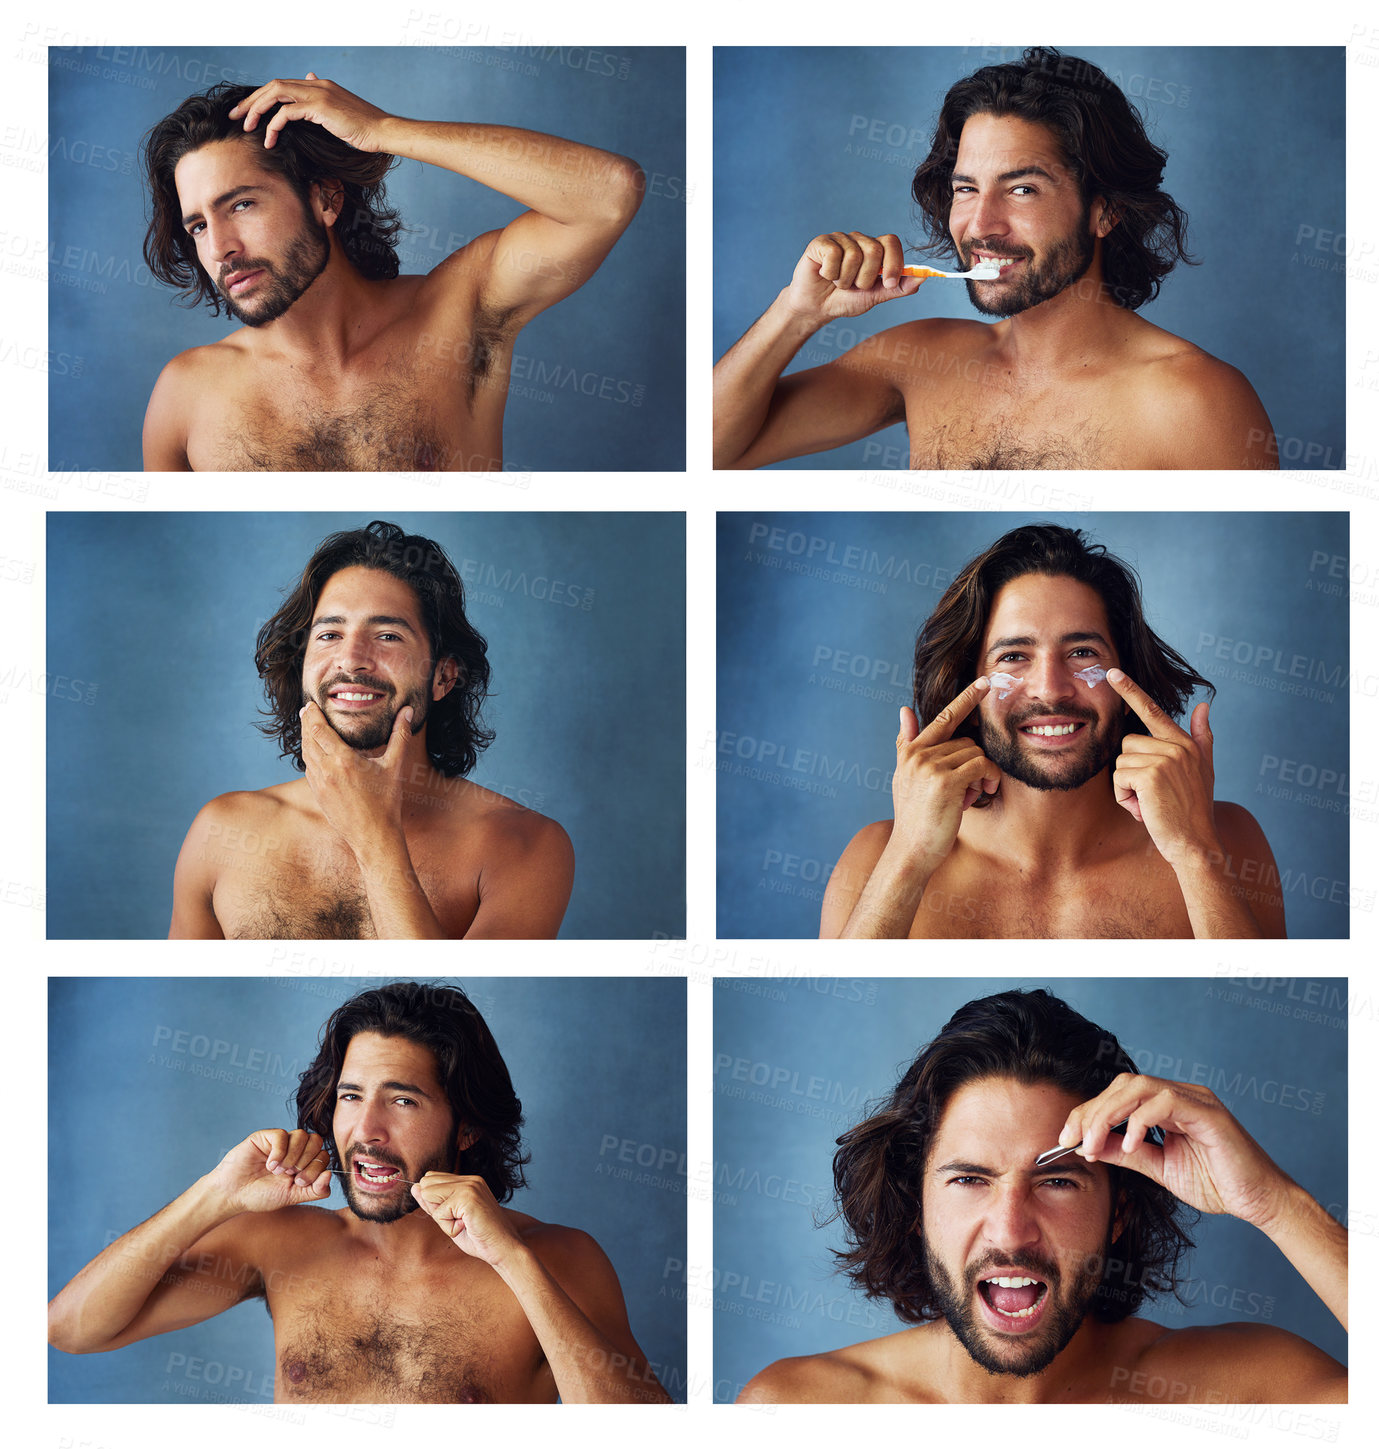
[988,671,1021,700]
[1073,666,1107,688]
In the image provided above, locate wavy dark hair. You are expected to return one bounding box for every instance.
[831,989,1195,1324]
[294,981,529,1201]
[911,47,1194,310]
[913,523,1210,806]
[141,80,402,315]
[255,520,494,777]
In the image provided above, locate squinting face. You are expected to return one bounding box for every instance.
[175,138,329,326]
[922,1076,1116,1377]
[302,566,444,753]
[949,113,1097,318]
[332,1031,460,1223]
[977,572,1123,793]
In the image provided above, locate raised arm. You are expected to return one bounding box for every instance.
[714,232,924,468]
[411,1175,670,1403]
[48,1129,331,1354]
[230,75,642,326]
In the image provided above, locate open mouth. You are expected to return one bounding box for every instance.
[352,1157,405,1191]
[971,253,1023,276]
[1020,721,1086,740]
[327,686,388,710]
[977,1274,1050,1329]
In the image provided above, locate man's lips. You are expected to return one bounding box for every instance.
[974,1272,1052,1334]
[1015,715,1090,744]
[351,1156,406,1191]
[969,252,1025,277]
[224,268,265,294]
[326,684,388,711]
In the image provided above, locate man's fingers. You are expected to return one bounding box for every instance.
[382,704,414,765]
[1189,699,1214,769]
[1105,668,1181,741]
[915,677,990,747]
[896,706,920,749]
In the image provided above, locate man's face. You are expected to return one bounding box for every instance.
[976,572,1124,793]
[949,113,1098,319]
[302,565,447,753]
[922,1076,1116,1378]
[332,1031,461,1223]
[174,138,329,327]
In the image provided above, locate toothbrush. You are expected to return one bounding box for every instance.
[902,260,1005,281]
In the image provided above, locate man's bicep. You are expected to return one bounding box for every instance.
[820,821,893,938]
[169,803,226,939]
[462,815,574,939]
[733,337,907,470]
[1214,802,1287,938]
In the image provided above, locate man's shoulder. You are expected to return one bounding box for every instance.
[846,315,992,369]
[183,781,307,836]
[439,780,572,855]
[737,1329,927,1404]
[1120,1317,1345,1403]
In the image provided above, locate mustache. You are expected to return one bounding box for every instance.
[319,674,392,696]
[218,258,274,288]
[962,240,1033,261]
[1006,702,1098,727]
[965,1248,1063,1291]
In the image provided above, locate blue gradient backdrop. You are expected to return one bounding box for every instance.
[717,512,1349,938]
[713,975,1347,1401]
[48,511,685,939]
[50,45,685,470]
[49,976,687,1403]
[714,47,1344,470]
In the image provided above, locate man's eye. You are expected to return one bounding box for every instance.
[949,1176,986,1187]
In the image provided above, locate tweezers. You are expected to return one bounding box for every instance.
[1034,1117,1160,1166]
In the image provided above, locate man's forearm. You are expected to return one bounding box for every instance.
[836,843,932,939]
[356,834,448,940]
[496,1247,669,1404]
[1174,852,1267,938]
[48,1177,235,1353]
[713,291,821,467]
[1259,1178,1347,1330]
[372,116,641,230]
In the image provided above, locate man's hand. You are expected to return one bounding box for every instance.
[229,73,389,153]
[890,680,1001,876]
[411,1173,525,1268]
[787,232,926,322]
[300,700,410,860]
[1107,668,1218,866]
[1058,1074,1290,1230]
[204,1129,332,1214]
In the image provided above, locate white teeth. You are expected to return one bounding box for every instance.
[1023,723,1080,737]
[995,1303,1040,1319]
[334,692,380,702]
[985,1276,1039,1288]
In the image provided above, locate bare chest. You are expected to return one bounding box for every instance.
[902,364,1144,470]
[909,844,1192,939]
[186,327,510,472]
[267,1272,547,1404]
[210,822,476,940]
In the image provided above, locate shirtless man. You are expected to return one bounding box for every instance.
[821,524,1285,938]
[49,982,670,1404]
[141,73,642,470]
[739,989,1346,1404]
[170,520,572,939]
[714,47,1275,470]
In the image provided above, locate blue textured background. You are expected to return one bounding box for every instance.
[49,45,685,470]
[714,47,1344,469]
[49,975,687,1403]
[47,511,686,939]
[716,512,1349,938]
[713,975,1348,1401]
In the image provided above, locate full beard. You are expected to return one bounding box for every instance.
[340,1141,458,1224]
[962,209,1095,319]
[978,706,1121,793]
[219,218,330,327]
[924,1242,1105,1378]
[312,674,430,753]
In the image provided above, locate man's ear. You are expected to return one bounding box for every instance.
[433,655,461,701]
[1091,196,1118,238]
[315,179,344,228]
[456,1123,479,1153]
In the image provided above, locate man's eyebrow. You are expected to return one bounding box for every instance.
[951,165,1058,186]
[310,613,418,633]
[933,1157,1098,1181]
[336,1079,435,1098]
[984,630,1112,658]
[180,184,264,228]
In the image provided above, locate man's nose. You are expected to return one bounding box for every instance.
[982,1182,1042,1250]
[1027,654,1077,701]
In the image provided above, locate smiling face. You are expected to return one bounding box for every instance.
[302,565,451,753]
[977,572,1124,793]
[949,113,1101,319]
[923,1075,1116,1377]
[333,1031,463,1223]
[174,138,331,326]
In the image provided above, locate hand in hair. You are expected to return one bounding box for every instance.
[229,73,389,154]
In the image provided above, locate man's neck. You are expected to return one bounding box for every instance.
[252,253,382,367]
[963,770,1130,872]
[341,1201,460,1268]
[987,262,1138,377]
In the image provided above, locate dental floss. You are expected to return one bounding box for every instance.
[1073,666,1107,688]
[988,671,1020,700]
